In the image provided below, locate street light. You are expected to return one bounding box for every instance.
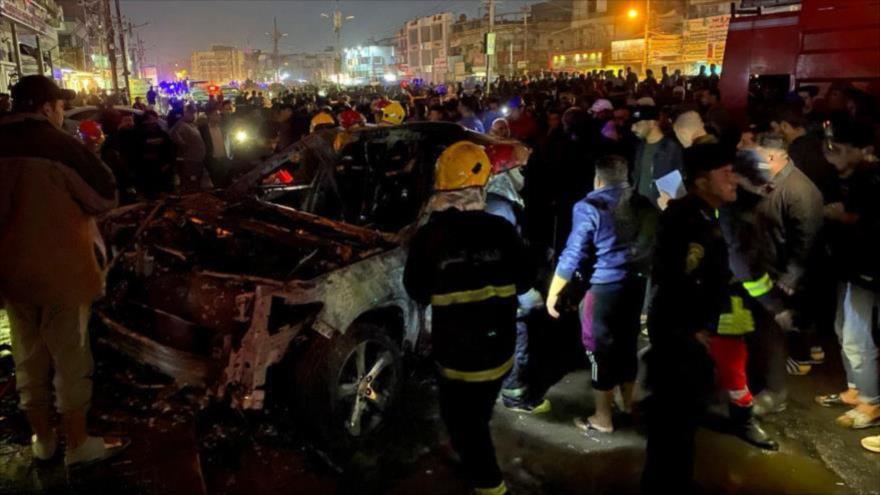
[625,3,650,76]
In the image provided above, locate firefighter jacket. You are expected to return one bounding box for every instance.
[648,194,754,343]
[404,208,533,381]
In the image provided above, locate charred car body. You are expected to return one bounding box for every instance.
[97,122,528,446]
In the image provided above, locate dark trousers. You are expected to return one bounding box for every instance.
[438,375,506,491]
[582,277,647,391]
[642,337,715,494]
[502,320,533,401]
[746,299,788,396]
[177,159,205,193]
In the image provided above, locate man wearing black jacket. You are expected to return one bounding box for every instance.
[817,119,880,431]
[642,143,776,494]
[771,103,841,203]
[405,141,533,495]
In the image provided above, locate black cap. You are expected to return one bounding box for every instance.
[631,105,659,122]
[684,143,735,183]
[827,118,873,148]
[11,75,75,111]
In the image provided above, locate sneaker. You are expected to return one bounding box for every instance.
[502,397,551,414]
[809,346,826,365]
[65,436,130,468]
[31,433,57,461]
[786,357,812,376]
[753,391,788,417]
[861,435,880,453]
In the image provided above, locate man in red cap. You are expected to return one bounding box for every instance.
[0,75,129,467]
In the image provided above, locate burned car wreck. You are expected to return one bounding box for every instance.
[96,122,529,446]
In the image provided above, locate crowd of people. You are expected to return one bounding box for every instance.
[0,67,878,494]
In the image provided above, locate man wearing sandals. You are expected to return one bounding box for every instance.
[0,76,129,467]
[546,155,656,433]
[815,119,880,431]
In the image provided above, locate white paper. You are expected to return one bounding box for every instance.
[655,170,686,199]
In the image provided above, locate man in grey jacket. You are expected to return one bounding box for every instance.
[0,76,128,467]
[753,133,824,376]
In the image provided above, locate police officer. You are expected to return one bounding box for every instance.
[642,143,777,493]
[404,141,533,495]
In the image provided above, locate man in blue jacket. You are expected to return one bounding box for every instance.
[546,155,657,432]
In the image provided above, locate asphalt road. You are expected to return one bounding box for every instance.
[1,319,878,495]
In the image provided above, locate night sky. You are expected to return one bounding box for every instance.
[123,0,537,66]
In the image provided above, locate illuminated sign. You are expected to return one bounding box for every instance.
[484,32,496,55]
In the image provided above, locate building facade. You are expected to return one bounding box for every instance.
[546,0,739,76]
[190,45,245,84]
[341,45,394,84]
[398,12,453,83]
[281,50,337,83]
[1,0,63,91]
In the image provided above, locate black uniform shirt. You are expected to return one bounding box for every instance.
[648,194,732,343]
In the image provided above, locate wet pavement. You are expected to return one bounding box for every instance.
[1,314,878,495]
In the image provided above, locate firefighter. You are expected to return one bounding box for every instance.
[77,119,105,155]
[642,143,777,493]
[309,111,336,134]
[338,108,365,129]
[378,100,406,126]
[404,141,533,495]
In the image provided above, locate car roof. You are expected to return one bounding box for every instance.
[227,122,527,196]
[65,105,144,117]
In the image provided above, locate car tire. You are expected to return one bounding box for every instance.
[294,322,403,456]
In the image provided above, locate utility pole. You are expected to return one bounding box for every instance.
[9,22,22,79]
[643,0,651,76]
[115,0,130,103]
[485,0,495,94]
[265,17,287,82]
[103,0,119,95]
[321,2,353,88]
[522,5,529,76]
[126,21,148,80]
[136,32,146,78]
[35,35,45,75]
[508,41,513,78]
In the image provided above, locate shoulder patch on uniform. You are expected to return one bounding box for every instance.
[685,243,705,274]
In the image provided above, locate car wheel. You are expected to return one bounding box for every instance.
[295,322,403,453]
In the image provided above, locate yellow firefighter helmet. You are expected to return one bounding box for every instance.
[435,141,492,192]
[379,100,406,126]
[310,112,336,133]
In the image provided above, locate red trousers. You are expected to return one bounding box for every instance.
[708,336,753,407]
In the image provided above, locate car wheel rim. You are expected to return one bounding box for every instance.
[336,339,398,437]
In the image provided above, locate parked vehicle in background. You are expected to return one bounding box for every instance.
[64,105,147,134]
